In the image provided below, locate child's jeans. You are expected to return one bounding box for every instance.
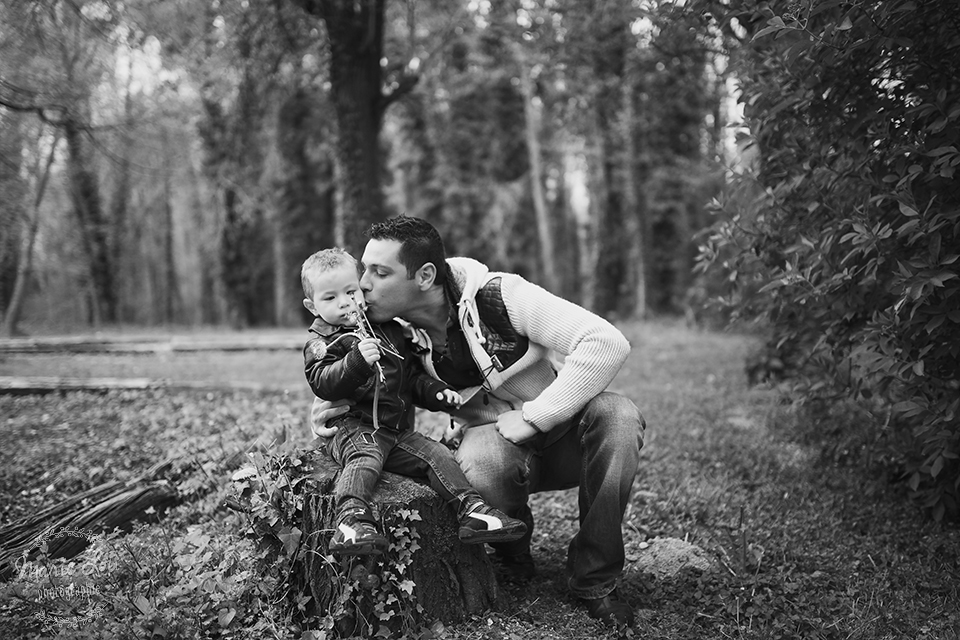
[328,416,481,515]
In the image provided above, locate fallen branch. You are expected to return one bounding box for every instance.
[0,376,289,395]
[0,458,181,581]
[0,336,301,354]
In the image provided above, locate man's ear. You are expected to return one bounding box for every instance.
[416,262,437,290]
[303,298,317,315]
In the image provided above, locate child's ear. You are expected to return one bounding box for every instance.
[303,298,317,316]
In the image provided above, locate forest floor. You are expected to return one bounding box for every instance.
[0,320,958,639]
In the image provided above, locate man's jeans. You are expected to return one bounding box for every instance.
[328,417,480,515]
[455,392,645,600]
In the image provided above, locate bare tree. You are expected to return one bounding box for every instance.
[513,41,559,293]
[0,1,122,323]
[1,126,60,337]
[289,0,419,250]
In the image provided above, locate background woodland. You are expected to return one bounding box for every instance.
[2,0,959,516]
[0,0,731,334]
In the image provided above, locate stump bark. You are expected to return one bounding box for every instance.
[298,450,503,627]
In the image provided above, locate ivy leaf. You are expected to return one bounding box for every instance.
[277,527,301,558]
[134,595,153,615]
[218,608,236,627]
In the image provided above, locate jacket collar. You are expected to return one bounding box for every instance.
[308,316,346,338]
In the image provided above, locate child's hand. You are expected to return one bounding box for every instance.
[436,388,463,408]
[358,337,381,365]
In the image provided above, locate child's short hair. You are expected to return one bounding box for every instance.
[301,248,357,299]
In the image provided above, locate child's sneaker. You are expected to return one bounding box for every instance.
[458,500,527,545]
[330,508,388,556]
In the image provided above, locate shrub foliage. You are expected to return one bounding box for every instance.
[696,0,960,519]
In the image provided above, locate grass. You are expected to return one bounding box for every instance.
[1,319,958,639]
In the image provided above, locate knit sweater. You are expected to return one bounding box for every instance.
[411,257,631,435]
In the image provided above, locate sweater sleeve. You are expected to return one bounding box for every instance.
[499,274,630,430]
[303,335,373,401]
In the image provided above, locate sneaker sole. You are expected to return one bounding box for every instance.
[457,523,527,545]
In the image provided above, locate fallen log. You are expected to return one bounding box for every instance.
[0,336,302,354]
[296,450,503,630]
[0,458,181,581]
[0,376,286,395]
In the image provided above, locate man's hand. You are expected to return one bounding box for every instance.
[495,410,540,445]
[310,397,351,438]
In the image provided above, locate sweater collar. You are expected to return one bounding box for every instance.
[445,257,489,307]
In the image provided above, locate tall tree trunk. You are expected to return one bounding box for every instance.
[162,164,179,324]
[273,222,290,325]
[592,86,631,318]
[110,55,134,321]
[2,132,60,337]
[573,144,599,311]
[622,46,647,319]
[513,42,559,293]
[560,144,589,304]
[293,0,387,252]
[64,118,116,325]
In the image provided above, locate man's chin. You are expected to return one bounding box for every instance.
[365,306,390,323]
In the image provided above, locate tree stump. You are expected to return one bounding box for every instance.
[297,450,503,629]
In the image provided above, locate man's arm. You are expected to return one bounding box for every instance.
[500,274,630,431]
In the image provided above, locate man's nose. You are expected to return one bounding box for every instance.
[359,272,372,292]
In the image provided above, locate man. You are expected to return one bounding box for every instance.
[311,215,645,627]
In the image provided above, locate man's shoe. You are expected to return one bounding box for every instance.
[329,509,388,556]
[493,550,537,582]
[457,501,527,545]
[582,589,635,627]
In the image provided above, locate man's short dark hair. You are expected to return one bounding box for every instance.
[368,215,447,286]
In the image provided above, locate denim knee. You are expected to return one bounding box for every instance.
[456,424,530,510]
[581,392,646,449]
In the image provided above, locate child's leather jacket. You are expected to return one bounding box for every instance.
[303,318,452,431]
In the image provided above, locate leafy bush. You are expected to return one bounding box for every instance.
[695,0,960,519]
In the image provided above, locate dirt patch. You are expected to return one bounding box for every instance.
[633,536,716,580]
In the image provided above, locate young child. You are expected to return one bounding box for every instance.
[301,248,527,556]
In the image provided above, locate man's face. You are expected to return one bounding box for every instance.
[359,239,422,323]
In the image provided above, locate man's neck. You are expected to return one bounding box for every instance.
[402,285,451,346]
